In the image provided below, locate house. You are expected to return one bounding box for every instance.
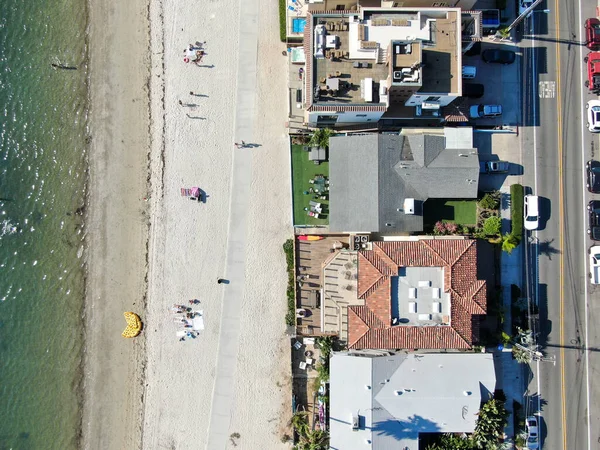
[301,5,482,128]
[345,238,488,350]
[328,128,479,233]
[329,351,497,450]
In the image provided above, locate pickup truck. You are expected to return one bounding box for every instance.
[480,160,510,174]
[590,246,600,284]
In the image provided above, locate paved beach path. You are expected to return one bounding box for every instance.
[141,0,292,447]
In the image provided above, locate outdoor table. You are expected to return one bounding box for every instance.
[326,77,339,90]
[306,290,318,308]
[326,35,338,49]
[313,178,326,193]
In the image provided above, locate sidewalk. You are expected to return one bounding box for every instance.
[497,186,527,446]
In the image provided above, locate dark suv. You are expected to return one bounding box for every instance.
[587,160,600,192]
[588,201,600,240]
[462,83,484,98]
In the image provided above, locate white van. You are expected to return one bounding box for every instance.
[462,66,477,79]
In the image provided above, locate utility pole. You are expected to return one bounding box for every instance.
[504,0,545,34]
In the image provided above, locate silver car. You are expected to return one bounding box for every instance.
[526,416,539,449]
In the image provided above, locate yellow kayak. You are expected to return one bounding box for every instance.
[298,235,324,241]
[122,312,142,338]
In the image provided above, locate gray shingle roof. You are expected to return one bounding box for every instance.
[329,130,479,233]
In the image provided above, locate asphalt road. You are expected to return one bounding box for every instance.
[520,0,600,448]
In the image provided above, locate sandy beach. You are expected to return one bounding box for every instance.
[82,0,151,448]
[82,0,292,446]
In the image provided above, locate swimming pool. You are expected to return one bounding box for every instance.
[292,18,306,33]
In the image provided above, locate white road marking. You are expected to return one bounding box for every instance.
[539,81,556,98]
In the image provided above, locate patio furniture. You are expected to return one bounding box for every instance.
[311,205,322,213]
[294,340,302,350]
[296,308,307,318]
[309,200,321,207]
[305,358,314,366]
[299,361,307,370]
[309,146,327,162]
[305,350,313,357]
[308,211,320,218]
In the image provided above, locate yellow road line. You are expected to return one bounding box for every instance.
[554,0,567,447]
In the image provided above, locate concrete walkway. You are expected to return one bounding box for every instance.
[205,1,258,448]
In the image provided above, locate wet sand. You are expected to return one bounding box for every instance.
[81,0,150,447]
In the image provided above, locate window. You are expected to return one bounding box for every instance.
[336,4,345,10]
[432,2,448,6]
[392,2,404,6]
[356,114,367,117]
[426,96,441,102]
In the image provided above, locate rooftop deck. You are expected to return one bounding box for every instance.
[313,23,388,106]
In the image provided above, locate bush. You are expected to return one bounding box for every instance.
[283,239,296,326]
[434,221,447,235]
[482,216,501,236]
[445,222,458,234]
[279,0,287,42]
[479,193,500,210]
[309,128,334,149]
[510,184,524,240]
[502,233,519,254]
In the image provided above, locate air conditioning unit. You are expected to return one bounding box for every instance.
[352,415,359,431]
[421,102,440,110]
[352,234,370,250]
[393,70,403,80]
[404,198,415,215]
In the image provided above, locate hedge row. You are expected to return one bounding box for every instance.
[283,239,296,326]
[279,0,287,42]
[510,183,524,241]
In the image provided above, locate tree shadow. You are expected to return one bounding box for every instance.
[370,414,442,441]
[537,238,560,260]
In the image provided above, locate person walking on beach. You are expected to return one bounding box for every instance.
[234,141,246,149]
[217,278,226,284]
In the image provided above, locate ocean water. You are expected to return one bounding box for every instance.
[0,0,88,448]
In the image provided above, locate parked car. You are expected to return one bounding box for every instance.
[586,18,600,50]
[584,52,600,93]
[586,100,600,132]
[587,160,600,192]
[462,65,477,79]
[470,104,502,118]
[524,195,539,231]
[590,246,600,284]
[480,160,510,173]
[462,83,484,98]
[588,201,600,240]
[519,0,533,15]
[481,49,516,64]
[525,416,539,449]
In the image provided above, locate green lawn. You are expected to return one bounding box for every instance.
[291,145,329,226]
[423,199,477,229]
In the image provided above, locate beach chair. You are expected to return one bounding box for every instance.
[180,187,201,201]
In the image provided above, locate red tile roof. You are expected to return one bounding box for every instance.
[349,239,487,350]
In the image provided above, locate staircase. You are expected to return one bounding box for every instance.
[377,46,387,65]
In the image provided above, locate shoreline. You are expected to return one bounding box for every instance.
[81,0,151,447]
